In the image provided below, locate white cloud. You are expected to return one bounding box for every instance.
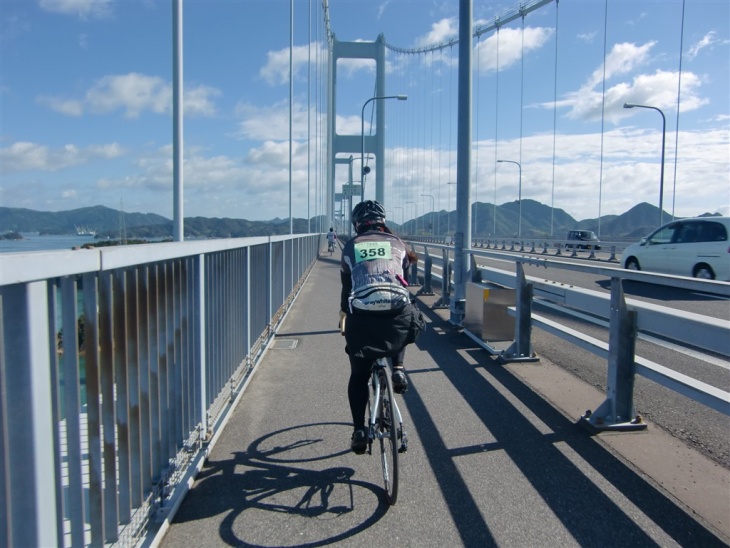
[235,100,319,141]
[259,42,325,86]
[38,0,113,19]
[337,57,376,78]
[545,40,707,123]
[0,141,125,173]
[586,41,655,90]
[577,32,596,43]
[686,31,716,60]
[37,96,84,116]
[475,26,554,74]
[414,17,458,48]
[37,73,220,118]
[377,0,391,20]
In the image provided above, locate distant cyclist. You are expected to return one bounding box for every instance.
[339,200,424,454]
[327,227,337,252]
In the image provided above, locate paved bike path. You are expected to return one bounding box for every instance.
[158,250,728,547]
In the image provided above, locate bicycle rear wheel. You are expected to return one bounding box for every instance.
[376,368,399,505]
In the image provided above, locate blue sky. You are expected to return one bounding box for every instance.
[1,0,728,226]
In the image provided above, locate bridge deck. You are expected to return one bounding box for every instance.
[158,251,728,547]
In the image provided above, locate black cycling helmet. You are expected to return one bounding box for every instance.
[352,200,386,232]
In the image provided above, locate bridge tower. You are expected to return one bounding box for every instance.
[327,34,387,228]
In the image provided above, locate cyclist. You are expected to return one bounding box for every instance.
[339,200,424,454]
[326,227,337,252]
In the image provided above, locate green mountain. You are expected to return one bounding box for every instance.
[0,205,168,235]
[1,202,720,242]
[405,199,682,239]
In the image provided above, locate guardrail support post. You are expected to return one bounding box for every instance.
[579,278,647,432]
[470,254,482,283]
[433,248,450,309]
[609,245,618,262]
[499,263,539,363]
[409,244,421,287]
[418,247,435,295]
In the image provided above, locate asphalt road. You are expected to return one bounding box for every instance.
[157,250,729,547]
[466,251,730,470]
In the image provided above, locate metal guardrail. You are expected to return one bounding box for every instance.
[407,241,730,431]
[0,234,323,547]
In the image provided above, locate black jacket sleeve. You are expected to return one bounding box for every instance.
[340,269,351,313]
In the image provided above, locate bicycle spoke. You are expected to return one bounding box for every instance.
[378,369,399,505]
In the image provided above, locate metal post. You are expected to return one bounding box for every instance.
[498,262,539,363]
[420,247,435,295]
[580,277,647,432]
[433,248,451,309]
[196,255,208,442]
[623,103,666,226]
[360,94,407,202]
[450,0,473,325]
[172,0,184,241]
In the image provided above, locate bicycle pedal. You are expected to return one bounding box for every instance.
[398,432,408,453]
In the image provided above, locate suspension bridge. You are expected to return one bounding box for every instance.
[1,1,728,546]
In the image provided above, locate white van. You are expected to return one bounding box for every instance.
[622,217,730,281]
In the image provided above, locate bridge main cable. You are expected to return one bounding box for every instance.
[381,0,556,54]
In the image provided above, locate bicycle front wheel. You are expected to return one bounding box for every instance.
[376,368,399,505]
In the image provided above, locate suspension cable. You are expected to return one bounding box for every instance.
[381,0,555,54]
[518,11,525,238]
[493,26,500,237]
[474,32,481,238]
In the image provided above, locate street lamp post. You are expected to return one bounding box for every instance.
[405,201,417,235]
[623,102,666,226]
[497,160,522,237]
[420,194,434,235]
[446,182,456,235]
[361,94,407,202]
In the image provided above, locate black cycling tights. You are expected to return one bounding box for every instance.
[347,348,405,430]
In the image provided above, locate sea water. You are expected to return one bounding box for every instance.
[0,233,99,254]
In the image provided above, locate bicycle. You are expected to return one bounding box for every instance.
[339,315,408,505]
[328,240,335,254]
[367,356,408,505]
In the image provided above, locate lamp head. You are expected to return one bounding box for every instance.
[623,103,635,109]
[396,95,408,100]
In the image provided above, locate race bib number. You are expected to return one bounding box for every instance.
[354,241,391,263]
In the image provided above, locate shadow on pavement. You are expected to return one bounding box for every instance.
[172,422,391,547]
[403,299,726,547]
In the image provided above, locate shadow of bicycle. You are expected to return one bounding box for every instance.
[170,422,390,547]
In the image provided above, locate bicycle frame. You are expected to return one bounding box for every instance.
[368,358,407,453]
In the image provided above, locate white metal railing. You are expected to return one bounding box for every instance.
[0,234,322,547]
[407,242,730,430]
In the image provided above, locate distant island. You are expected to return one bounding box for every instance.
[0,231,23,241]
[0,202,722,242]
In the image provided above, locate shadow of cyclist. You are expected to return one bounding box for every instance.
[170,422,390,546]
